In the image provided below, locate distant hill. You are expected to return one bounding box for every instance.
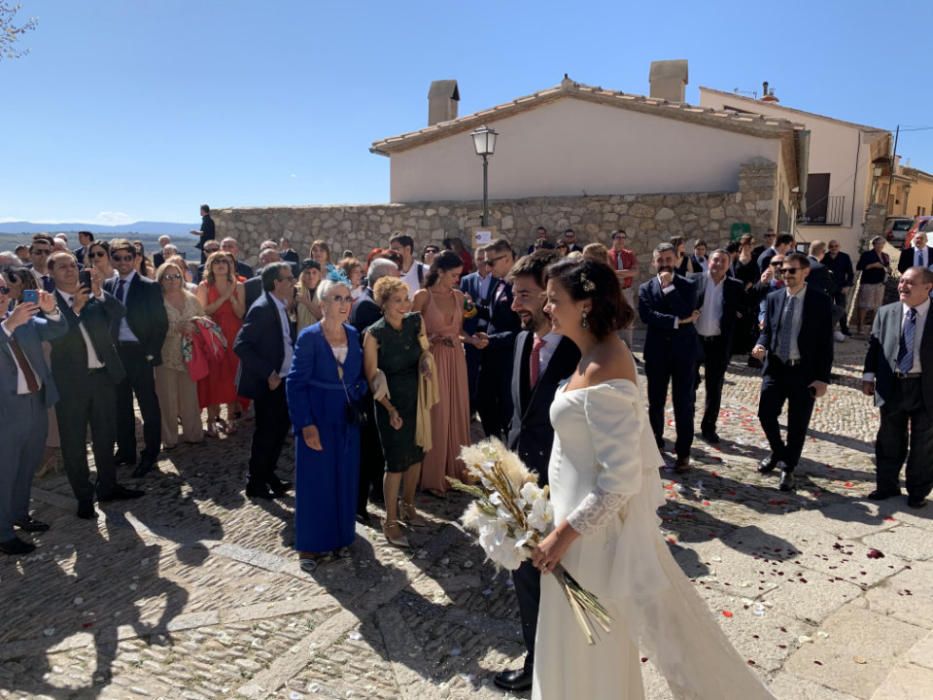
[0,221,194,236]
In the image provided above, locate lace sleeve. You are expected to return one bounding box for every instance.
[567,486,627,535]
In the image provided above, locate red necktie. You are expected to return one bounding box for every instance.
[530,336,546,386]
[9,336,40,393]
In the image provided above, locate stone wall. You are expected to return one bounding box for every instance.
[214,159,777,270]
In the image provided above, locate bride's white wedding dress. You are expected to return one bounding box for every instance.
[532,379,774,699]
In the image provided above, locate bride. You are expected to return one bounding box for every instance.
[530,258,774,699]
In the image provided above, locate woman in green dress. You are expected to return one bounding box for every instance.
[363,276,430,548]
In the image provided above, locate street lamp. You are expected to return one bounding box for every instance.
[471,125,498,226]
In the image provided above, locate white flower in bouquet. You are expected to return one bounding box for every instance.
[450,438,613,645]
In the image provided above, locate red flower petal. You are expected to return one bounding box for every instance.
[867,548,885,559]
[722,610,734,618]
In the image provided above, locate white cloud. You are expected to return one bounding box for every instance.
[95,211,133,225]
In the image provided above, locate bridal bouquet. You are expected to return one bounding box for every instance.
[448,438,612,645]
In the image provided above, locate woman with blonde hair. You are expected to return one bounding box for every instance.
[582,242,612,266]
[155,263,205,448]
[196,251,246,436]
[363,276,431,547]
[295,259,323,332]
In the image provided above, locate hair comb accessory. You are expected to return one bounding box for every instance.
[579,272,596,293]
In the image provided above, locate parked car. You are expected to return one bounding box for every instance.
[884,217,914,246]
[904,215,933,249]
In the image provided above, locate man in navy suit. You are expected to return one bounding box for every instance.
[73,231,94,267]
[234,263,296,500]
[460,246,493,416]
[862,267,933,508]
[476,239,521,439]
[757,233,794,274]
[691,249,745,444]
[898,232,932,274]
[47,252,144,519]
[0,279,67,555]
[639,243,701,471]
[752,253,834,491]
[104,239,169,477]
[494,250,580,692]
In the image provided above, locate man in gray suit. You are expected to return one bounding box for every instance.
[0,276,67,555]
[863,266,933,509]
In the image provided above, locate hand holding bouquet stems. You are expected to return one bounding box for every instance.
[449,438,612,645]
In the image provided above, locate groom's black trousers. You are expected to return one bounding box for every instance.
[512,559,540,673]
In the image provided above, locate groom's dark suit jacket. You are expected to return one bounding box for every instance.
[507,331,580,483]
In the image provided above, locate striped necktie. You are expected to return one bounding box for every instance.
[897,308,918,374]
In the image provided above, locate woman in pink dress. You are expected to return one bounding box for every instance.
[195,251,246,437]
[412,251,489,496]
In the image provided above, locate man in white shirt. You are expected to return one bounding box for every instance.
[693,250,744,444]
[0,278,67,555]
[47,251,144,520]
[863,266,933,508]
[234,262,297,500]
[898,232,931,273]
[389,233,427,300]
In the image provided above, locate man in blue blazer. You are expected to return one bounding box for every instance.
[639,243,701,471]
[234,262,296,500]
[0,279,67,555]
[460,246,493,416]
[752,253,834,491]
[476,239,521,439]
[103,239,169,477]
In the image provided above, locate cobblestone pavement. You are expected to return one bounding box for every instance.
[1,332,931,700]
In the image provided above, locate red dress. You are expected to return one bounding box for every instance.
[197,284,244,408]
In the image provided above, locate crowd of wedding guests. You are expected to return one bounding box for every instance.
[3,214,932,690]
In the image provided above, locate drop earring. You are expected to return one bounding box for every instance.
[581,310,589,329]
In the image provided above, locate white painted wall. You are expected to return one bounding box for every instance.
[388,97,783,204]
[699,89,881,258]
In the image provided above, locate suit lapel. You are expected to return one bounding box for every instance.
[518,332,533,411]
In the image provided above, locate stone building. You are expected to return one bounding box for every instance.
[215,63,808,267]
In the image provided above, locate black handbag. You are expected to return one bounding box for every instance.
[338,359,365,426]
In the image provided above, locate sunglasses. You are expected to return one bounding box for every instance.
[780,267,800,274]
[769,262,782,267]
[485,255,508,266]
[328,295,352,304]
[0,286,10,295]
[89,251,108,259]
[111,254,134,262]
[162,274,183,281]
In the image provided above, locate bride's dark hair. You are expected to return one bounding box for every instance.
[544,258,633,340]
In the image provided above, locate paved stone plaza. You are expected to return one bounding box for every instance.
[1,334,931,700]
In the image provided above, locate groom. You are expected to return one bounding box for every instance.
[495,250,580,692]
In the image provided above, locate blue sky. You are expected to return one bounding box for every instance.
[3,0,933,224]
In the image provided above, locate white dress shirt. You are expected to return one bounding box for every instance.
[478,272,494,304]
[58,290,105,369]
[115,270,141,343]
[913,245,929,270]
[696,272,724,337]
[401,262,427,301]
[270,293,294,377]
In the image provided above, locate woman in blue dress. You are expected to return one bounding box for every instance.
[286,276,368,572]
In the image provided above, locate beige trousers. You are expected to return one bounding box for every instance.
[154,365,204,447]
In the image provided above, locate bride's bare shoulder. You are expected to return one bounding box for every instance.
[583,338,637,386]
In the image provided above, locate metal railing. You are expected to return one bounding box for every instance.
[799,195,845,226]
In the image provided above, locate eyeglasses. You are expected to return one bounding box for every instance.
[769,261,782,267]
[0,286,10,295]
[111,254,134,262]
[328,295,352,304]
[485,255,508,266]
[89,251,107,259]
[780,267,801,274]
[162,274,183,281]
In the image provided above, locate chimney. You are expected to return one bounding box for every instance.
[761,81,779,103]
[648,60,688,102]
[428,80,460,126]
